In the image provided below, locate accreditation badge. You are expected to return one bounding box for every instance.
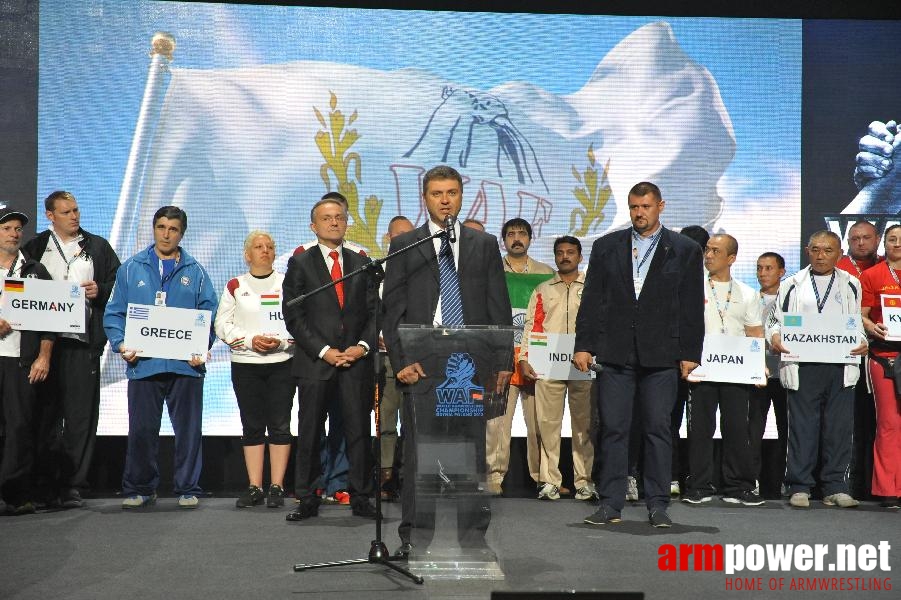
[633,276,644,297]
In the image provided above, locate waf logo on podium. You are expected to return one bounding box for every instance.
[435,353,485,418]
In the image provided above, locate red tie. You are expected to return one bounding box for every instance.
[329,250,344,308]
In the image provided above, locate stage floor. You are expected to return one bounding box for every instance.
[1,496,897,599]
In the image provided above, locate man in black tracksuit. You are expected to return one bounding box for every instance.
[23,191,120,508]
[0,210,55,514]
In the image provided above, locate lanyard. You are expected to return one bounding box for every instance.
[887,263,901,290]
[849,257,864,277]
[158,255,180,291]
[708,277,733,334]
[50,232,84,279]
[810,271,836,314]
[632,229,662,278]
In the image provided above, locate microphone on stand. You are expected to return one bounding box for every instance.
[444,215,456,242]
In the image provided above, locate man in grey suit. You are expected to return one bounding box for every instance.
[382,165,512,557]
[573,181,704,528]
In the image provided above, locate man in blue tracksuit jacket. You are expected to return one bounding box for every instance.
[103,206,218,509]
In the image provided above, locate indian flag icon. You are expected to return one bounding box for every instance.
[529,333,548,347]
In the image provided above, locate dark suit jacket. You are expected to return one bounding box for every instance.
[574,226,704,368]
[282,245,376,380]
[382,223,512,375]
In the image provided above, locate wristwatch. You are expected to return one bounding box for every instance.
[357,343,370,357]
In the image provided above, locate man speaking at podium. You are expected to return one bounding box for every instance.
[382,165,512,558]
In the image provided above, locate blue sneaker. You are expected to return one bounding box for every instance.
[122,494,156,509]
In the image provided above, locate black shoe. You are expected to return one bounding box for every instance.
[61,489,85,509]
[286,502,319,521]
[738,490,765,506]
[393,542,413,560]
[681,490,712,504]
[583,504,621,525]
[267,484,285,508]
[236,485,265,508]
[351,500,380,519]
[880,497,900,509]
[649,508,673,528]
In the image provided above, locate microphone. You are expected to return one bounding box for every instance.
[571,357,603,374]
[444,215,456,242]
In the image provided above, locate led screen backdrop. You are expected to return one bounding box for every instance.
[802,20,901,249]
[37,1,801,435]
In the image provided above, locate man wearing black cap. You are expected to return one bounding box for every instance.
[23,191,120,508]
[0,211,55,515]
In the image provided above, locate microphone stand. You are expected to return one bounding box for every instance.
[287,225,453,584]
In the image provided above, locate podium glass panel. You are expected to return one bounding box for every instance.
[397,325,515,580]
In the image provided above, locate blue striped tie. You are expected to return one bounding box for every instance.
[438,235,464,326]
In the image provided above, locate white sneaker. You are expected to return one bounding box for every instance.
[178,494,199,509]
[626,476,639,502]
[670,480,681,496]
[121,494,156,509]
[789,492,810,508]
[823,493,859,508]
[575,484,599,501]
[537,483,560,500]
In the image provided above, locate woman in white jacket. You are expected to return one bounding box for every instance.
[215,231,295,508]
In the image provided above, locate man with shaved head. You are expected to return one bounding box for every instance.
[835,220,882,501]
[682,234,764,506]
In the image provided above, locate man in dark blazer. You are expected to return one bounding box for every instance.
[283,198,378,520]
[382,165,512,557]
[573,181,704,528]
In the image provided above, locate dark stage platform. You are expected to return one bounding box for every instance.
[1,495,897,599]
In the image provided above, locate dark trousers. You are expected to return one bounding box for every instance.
[230,360,294,446]
[849,377,876,498]
[671,379,690,481]
[398,392,489,549]
[0,357,36,505]
[597,362,678,512]
[293,373,373,503]
[316,402,349,496]
[686,381,754,497]
[749,378,787,493]
[627,400,642,479]
[622,379,688,486]
[35,339,101,492]
[122,374,204,497]
[785,364,854,496]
